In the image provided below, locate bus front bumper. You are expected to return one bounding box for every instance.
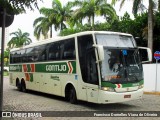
[98,89,143,104]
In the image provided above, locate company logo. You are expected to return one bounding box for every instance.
[2,112,11,117]
[45,62,74,74]
[46,65,67,72]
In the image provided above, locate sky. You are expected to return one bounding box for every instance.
[8,0,148,43]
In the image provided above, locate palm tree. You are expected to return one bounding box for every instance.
[69,0,117,30]
[8,29,32,49]
[112,0,160,60]
[33,16,52,40]
[33,0,73,39]
[42,0,73,30]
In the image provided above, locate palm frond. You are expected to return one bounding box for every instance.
[132,0,142,15]
[40,7,54,16]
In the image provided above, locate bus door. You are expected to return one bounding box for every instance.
[85,49,99,103]
[78,35,99,103]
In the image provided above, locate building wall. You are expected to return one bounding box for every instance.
[0,27,9,49]
[143,63,160,92]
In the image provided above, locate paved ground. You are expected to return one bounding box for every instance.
[2,76,160,120]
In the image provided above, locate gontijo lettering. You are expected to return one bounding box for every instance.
[46,65,67,72]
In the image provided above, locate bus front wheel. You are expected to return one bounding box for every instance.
[69,87,77,104]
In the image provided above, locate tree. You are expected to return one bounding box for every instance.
[33,16,52,40]
[0,0,42,14]
[33,0,73,39]
[8,29,32,49]
[0,0,42,112]
[4,50,9,66]
[41,0,72,30]
[69,0,117,30]
[112,0,160,61]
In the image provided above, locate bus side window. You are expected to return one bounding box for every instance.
[48,42,60,60]
[25,47,35,62]
[61,38,75,60]
[12,50,25,63]
[35,44,47,62]
[10,52,14,64]
[20,49,25,63]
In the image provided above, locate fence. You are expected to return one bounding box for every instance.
[143,63,160,92]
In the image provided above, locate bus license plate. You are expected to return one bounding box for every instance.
[124,95,131,98]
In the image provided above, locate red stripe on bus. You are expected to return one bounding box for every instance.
[23,64,27,72]
[31,64,35,72]
[68,62,73,74]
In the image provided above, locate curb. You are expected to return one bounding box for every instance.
[144,91,160,95]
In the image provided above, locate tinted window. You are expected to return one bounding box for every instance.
[10,52,15,64]
[34,44,47,62]
[25,47,35,62]
[61,39,75,60]
[48,42,60,60]
[10,50,25,63]
[20,49,26,63]
[10,38,76,64]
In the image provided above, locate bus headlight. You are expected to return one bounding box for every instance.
[101,87,115,92]
[138,84,144,89]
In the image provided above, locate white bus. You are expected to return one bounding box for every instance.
[9,31,152,104]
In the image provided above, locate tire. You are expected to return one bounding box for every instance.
[21,81,27,92]
[69,87,77,104]
[17,81,22,91]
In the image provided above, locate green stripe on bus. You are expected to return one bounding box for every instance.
[27,64,31,72]
[35,61,76,73]
[101,80,144,88]
[9,61,76,74]
[9,65,22,72]
[29,73,33,82]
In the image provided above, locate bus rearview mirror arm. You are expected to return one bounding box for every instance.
[93,44,104,62]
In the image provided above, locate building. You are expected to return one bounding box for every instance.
[0,27,9,49]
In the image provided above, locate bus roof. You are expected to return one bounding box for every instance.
[10,31,133,52]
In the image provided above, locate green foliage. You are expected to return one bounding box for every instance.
[0,0,42,14]
[32,0,160,55]
[33,0,73,39]
[4,50,9,59]
[68,0,117,29]
[33,16,51,40]
[8,29,32,49]
[153,12,160,51]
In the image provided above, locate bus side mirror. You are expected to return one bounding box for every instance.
[93,45,104,62]
[138,47,152,63]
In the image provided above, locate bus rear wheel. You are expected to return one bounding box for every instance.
[21,81,27,92]
[69,87,77,104]
[16,79,21,91]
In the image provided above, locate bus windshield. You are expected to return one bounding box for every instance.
[101,48,143,84]
[96,34,136,48]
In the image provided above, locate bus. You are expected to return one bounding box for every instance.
[9,31,152,104]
